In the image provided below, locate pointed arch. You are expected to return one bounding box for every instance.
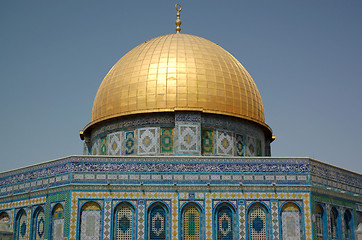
[315,204,324,240]
[248,203,268,240]
[329,206,339,239]
[114,202,135,240]
[280,202,302,240]
[79,201,102,240]
[148,202,169,240]
[214,202,235,240]
[181,202,202,240]
[51,203,64,240]
[343,209,353,239]
[32,206,45,240]
[15,209,27,240]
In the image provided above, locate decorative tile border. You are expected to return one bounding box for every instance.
[103,200,111,240]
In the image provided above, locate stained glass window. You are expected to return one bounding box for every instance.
[115,204,134,240]
[80,201,102,240]
[149,204,167,240]
[249,204,267,240]
[330,207,338,239]
[216,205,233,240]
[183,205,200,240]
[15,209,27,240]
[315,205,324,240]
[33,207,45,240]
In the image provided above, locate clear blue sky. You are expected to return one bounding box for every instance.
[0,0,361,173]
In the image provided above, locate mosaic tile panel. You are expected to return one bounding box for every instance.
[103,201,111,240]
[235,134,245,156]
[107,132,122,155]
[178,125,199,153]
[92,139,100,155]
[256,139,262,156]
[202,129,213,154]
[124,131,136,155]
[271,201,279,240]
[216,130,233,156]
[246,136,256,156]
[281,211,301,240]
[239,201,246,240]
[138,200,145,240]
[67,191,312,240]
[160,128,174,153]
[100,136,107,155]
[205,193,212,240]
[138,127,159,155]
[172,193,178,240]
[80,209,101,240]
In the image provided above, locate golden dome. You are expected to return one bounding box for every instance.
[86,33,269,132]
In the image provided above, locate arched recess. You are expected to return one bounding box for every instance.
[15,209,27,240]
[315,204,325,240]
[51,203,64,240]
[343,209,353,240]
[32,206,45,240]
[248,203,269,240]
[79,201,102,240]
[280,202,302,240]
[329,207,339,239]
[214,202,235,240]
[114,202,135,240]
[0,211,10,223]
[181,202,202,240]
[148,202,169,240]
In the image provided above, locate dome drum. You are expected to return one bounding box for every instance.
[82,111,271,157]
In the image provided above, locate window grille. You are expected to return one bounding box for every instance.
[183,205,200,240]
[116,205,133,240]
[216,206,233,240]
[249,205,266,240]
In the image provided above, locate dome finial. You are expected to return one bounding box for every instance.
[175,4,182,33]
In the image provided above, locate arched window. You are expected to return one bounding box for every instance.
[33,206,45,240]
[148,203,168,240]
[329,207,338,239]
[248,203,268,240]
[280,202,302,240]
[343,210,352,240]
[315,204,324,240]
[51,203,64,240]
[15,209,27,240]
[114,203,135,240]
[79,201,102,240]
[182,204,201,240]
[215,204,234,240]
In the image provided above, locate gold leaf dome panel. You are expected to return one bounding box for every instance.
[90,33,267,130]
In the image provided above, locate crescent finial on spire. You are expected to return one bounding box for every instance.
[175,4,182,33]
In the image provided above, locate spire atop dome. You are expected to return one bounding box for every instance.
[175,4,182,33]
